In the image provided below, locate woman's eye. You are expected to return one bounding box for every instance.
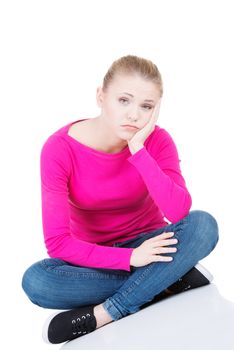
[119,98,128,104]
[143,105,153,110]
[119,98,153,110]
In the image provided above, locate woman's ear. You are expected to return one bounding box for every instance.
[96,86,104,108]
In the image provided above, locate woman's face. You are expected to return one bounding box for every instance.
[96,73,161,141]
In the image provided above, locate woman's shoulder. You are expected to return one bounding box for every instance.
[40,119,77,149]
[40,122,73,164]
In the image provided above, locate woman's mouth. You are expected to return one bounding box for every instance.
[121,125,139,130]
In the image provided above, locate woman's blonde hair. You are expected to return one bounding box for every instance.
[102,54,163,97]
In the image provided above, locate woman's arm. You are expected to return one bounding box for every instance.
[127,127,192,223]
[40,135,134,271]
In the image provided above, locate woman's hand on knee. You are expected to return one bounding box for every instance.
[130,231,178,268]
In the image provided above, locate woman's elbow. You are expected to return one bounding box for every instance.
[167,192,192,223]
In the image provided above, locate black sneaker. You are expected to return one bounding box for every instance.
[166,263,213,294]
[42,305,97,344]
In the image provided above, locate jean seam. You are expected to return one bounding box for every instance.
[40,259,130,279]
[121,265,154,296]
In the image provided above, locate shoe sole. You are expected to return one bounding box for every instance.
[42,310,68,344]
[195,263,214,282]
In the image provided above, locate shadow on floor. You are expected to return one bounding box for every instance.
[61,284,234,350]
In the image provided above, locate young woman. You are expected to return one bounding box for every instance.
[22,55,219,344]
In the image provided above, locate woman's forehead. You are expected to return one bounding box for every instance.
[108,74,160,98]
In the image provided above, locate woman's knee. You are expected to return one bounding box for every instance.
[21,258,63,308]
[188,210,219,251]
[21,261,44,306]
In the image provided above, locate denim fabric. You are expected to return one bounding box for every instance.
[21,210,219,321]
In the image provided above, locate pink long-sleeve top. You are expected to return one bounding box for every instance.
[40,118,192,272]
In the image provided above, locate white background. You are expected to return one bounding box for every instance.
[1,0,233,349]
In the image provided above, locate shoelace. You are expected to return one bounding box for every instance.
[71,313,91,336]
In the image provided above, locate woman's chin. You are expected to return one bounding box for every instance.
[118,134,132,142]
[118,129,137,139]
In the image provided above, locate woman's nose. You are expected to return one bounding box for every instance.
[128,106,139,120]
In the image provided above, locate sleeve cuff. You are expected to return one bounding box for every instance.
[127,146,148,162]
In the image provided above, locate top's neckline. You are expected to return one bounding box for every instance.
[63,118,131,158]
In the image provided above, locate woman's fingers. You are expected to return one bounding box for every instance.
[147,231,178,247]
[153,246,177,253]
[152,98,162,123]
[149,231,173,240]
[155,238,178,246]
[154,256,173,262]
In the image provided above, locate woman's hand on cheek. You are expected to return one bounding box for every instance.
[127,98,162,154]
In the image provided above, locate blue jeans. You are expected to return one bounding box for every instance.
[21,210,219,321]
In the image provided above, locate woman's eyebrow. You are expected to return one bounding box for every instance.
[119,92,155,103]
